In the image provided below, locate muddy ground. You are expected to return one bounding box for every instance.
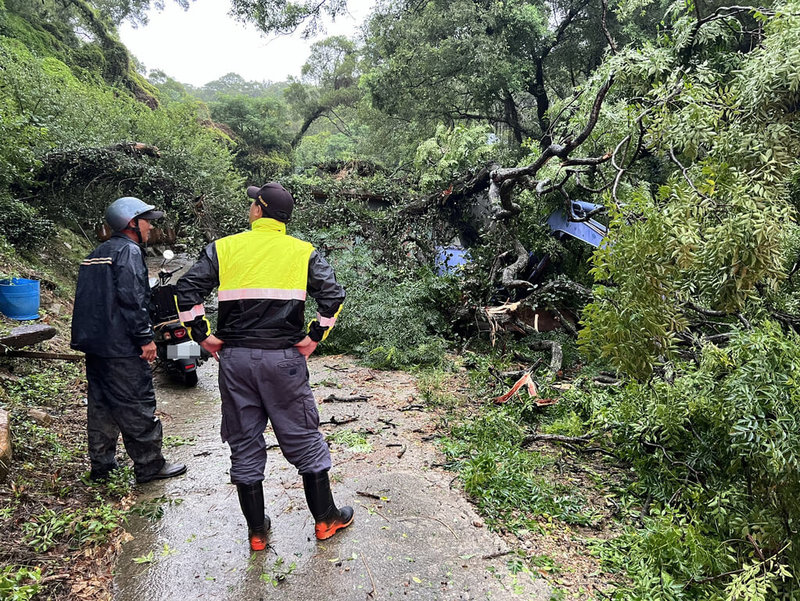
[113,356,552,601]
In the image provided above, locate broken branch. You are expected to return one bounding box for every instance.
[322,394,370,403]
[319,415,359,426]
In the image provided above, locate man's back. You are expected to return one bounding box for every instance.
[71,235,151,357]
[176,217,345,350]
[213,220,315,348]
[216,222,313,298]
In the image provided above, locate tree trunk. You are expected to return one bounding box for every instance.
[503,90,525,145]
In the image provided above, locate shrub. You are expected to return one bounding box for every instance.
[586,322,800,598]
[0,195,53,249]
[0,37,243,246]
[440,404,596,529]
[319,243,458,369]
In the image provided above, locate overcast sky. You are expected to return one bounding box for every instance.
[118,0,373,87]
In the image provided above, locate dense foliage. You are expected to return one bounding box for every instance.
[0,2,244,247]
[574,322,800,598]
[579,1,800,379]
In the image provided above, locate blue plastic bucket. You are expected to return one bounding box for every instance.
[0,278,40,320]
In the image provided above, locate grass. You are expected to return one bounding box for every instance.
[0,357,133,599]
[417,368,462,410]
[327,428,373,453]
[443,421,598,529]
[3,363,83,409]
[163,435,197,448]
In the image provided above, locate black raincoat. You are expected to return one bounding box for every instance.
[71,233,154,357]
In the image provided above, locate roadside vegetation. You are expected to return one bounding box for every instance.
[2,0,800,599]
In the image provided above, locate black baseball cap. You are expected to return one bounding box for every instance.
[247,182,294,223]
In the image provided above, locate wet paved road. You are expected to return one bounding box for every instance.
[112,356,551,601]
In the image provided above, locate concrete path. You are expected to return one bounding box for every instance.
[112,356,551,601]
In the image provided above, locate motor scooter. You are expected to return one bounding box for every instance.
[149,250,208,387]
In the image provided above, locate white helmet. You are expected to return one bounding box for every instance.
[105,197,164,231]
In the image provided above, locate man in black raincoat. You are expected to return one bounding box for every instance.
[71,197,186,484]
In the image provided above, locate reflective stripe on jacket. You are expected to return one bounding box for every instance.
[70,233,154,357]
[175,218,345,349]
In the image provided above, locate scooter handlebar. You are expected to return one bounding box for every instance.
[157,268,180,283]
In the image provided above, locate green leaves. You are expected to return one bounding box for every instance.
[229,0,348,37]
[0,566,41,601]
[22,504,126,552]
[414,124,497,193]
[589,323,800,598]
[580,1,800,378]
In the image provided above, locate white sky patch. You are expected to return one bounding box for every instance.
[119,0,372,87]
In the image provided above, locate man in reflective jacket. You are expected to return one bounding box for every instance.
[71,197,186,485]
[175,182,352,550]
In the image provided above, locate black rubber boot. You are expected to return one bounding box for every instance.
[302,471,354,540]
[236,482,271,551]
[135,462,187,484]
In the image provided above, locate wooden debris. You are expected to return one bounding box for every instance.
[362,554,377,599]
[528,340,563,380]
[356,490,383,500]
[483,302,577,345]
[0,325,82,361]
[323,363,350,372]
[1,350,84,361]
[521,431,616,456]
[322,394,370,403]
[319,415,359,426]
[494,372,538,404]
[0,324,56,349]
[522,433,592,446]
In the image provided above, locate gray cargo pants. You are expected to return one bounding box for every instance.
[218,346,331,484]
[86,354,165,481]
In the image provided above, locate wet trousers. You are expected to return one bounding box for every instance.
[218,346,331,484]
[85,354,165,481]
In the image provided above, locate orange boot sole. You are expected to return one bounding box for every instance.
[248,516,271,551]
[249,531,268,551]
[315,514,355,540]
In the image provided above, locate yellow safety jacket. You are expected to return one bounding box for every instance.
[176,218,345,348]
